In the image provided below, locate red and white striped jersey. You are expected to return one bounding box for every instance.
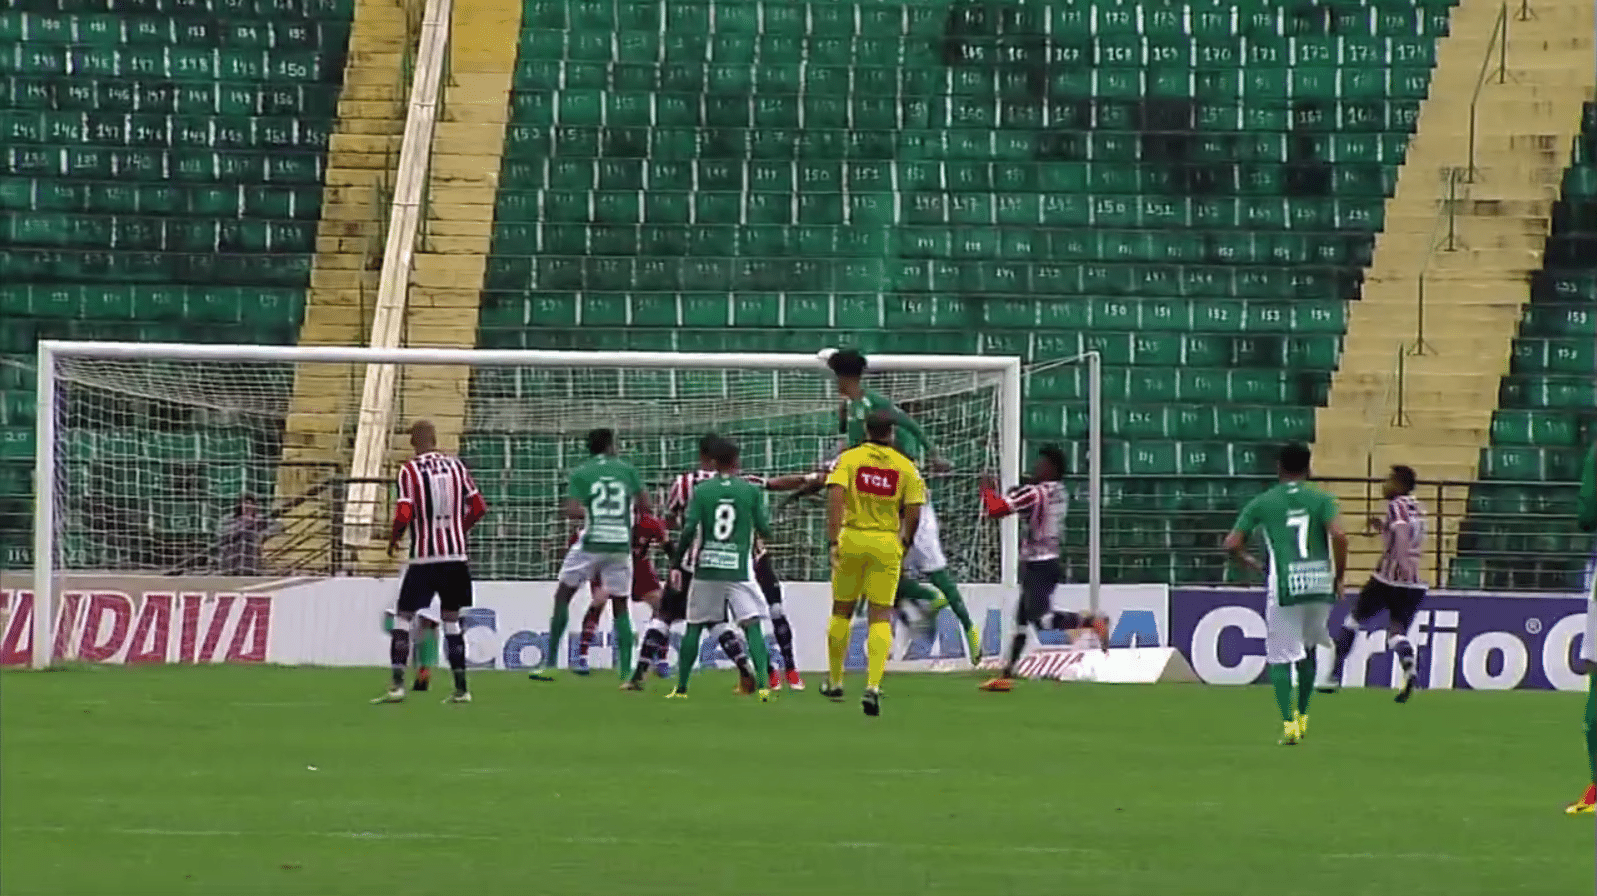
[1374,494,1427,588]
[664,468,768,522]
[396,451,481,564]
[996,480,1069,562]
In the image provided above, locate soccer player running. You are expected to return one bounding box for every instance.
[826,348,980,664]
[374,420,488,705]
[529,428,654,681]
[823,410,926,717]
[1565,438,1596,815]
[976,446,1110,692]
[666,437,776,701]
[1326,465,1428,702]
[1223,443,1349,745]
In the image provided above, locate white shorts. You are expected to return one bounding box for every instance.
[388,606,441,625]
[558,547,631,594]
[904,500,946,576]
[686,577,767,625]
[1265,601,1334,665]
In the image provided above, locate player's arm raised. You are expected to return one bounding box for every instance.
[1222,500,1264,577]
[753,488,775,544]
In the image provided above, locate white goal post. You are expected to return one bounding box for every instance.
[31,340,1105,669]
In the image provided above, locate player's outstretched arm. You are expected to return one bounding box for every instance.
[764,472,823,492]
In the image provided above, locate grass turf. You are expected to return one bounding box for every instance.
[1,665,1590,896]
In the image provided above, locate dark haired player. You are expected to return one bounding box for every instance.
[1225,443,1348,745]
[976,446,1109,692]
[1325,465,1428,702]
[374,420,487,704]
[530,428,655,681]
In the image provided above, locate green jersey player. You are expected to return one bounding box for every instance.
[667,436,776,701]
[1566,439,1597,815]
[825,348,980,664]
[1224,443,1349,745]
[529,427,651,682]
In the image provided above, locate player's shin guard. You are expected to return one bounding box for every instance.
[1294,655,1315,716]
[676,623,705,693]
[865,620,891,691]
[1268,663,1296,723]
[388,626,411,687]
[826,614,850,686]
[630,622,668,683]
[614,611,635,680]
[769,604,797,671]
[443,621,467,694]
[713,623,756,681]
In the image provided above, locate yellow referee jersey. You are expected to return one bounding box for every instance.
[826,442,926,533]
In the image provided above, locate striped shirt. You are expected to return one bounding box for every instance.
[1374,494,1427,588]
[996,480,1068,562]
[665,467,770,569]
[396,451,480,564]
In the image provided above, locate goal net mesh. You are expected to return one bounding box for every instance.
[47,356,1010,584]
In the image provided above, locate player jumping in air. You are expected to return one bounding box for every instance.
[374,421,487,705]
[976,446,1110,692]
[1565,439,1596,815]
[1224,443,1348,745]
[529,428,655,681]
[1325,465,1428,702]
[666,437,776,701]
[826,348,980,664]
[823,411,926,717]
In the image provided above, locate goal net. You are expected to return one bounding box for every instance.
[29,343,1024,665]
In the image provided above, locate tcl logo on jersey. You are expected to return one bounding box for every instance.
[854,466,899,496]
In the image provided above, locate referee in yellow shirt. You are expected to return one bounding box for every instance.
[823,410,926,716]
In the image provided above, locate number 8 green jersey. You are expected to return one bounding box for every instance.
[1232,481,1341,605]
[567,455,646,552]
[676,474,773,581]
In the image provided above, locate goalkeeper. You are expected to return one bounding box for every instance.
[1567,438,1597,815]
[826,348,981,663]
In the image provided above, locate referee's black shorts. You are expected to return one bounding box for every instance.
[1353,578,1427,631]
[396,561,473,614]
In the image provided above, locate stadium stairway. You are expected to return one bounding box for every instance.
[275,0,413,569]
[1315,0,1594,584]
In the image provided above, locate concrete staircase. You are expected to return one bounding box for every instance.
[271,0,412,570]
[1315,0,1596,584]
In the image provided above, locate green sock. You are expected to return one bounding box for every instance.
[615,611,635,680]
[1268,663,1296,723]
[415,628,439,668]
[895,578,940,606]
[1295,655,1315,716]
[927,569,975,632]
[547,601,570,670]
[676,623,704,692]
[382,615,395,635]
[744,622,770,685]
[1584,676,1596,783]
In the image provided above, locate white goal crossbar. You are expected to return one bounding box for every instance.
[31,340,1028,669]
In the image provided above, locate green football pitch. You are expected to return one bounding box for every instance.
[1,666,1590,896]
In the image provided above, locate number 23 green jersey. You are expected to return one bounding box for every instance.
[1232,481,1340,605]
[567,455,646,552]
[677,474,773,581]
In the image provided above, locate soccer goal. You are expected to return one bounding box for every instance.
[28,341,1058,669]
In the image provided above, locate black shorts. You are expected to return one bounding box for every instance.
[1018,559,1061,624]
[396,561,473,614]
[1354,579,1427,631]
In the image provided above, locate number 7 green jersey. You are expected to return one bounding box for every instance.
[1232,481,1340,605]
[567,455,646,552]
[676,474,773,581]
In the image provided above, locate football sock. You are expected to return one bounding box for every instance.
[865,620,891,691]
[926,570,974,632]
[826,614,850,685]
[1331,617,1358,677]
[546,600,571,669]
[631,622,669,683]
[388,626,410,687]
[675,623,704,692]
[714,623,755,680]
[614,609,635,680]
[1004,632,1027,677]
[1389,633,1416,673]
[443,623,467,693]
[769,603,797,671]
[415,626,439,669]
[1268,663,1296,723]
[578,604,604,655]
[1584,678,1596,782]
[1294,655,1316,716]
[743,622,771,685]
